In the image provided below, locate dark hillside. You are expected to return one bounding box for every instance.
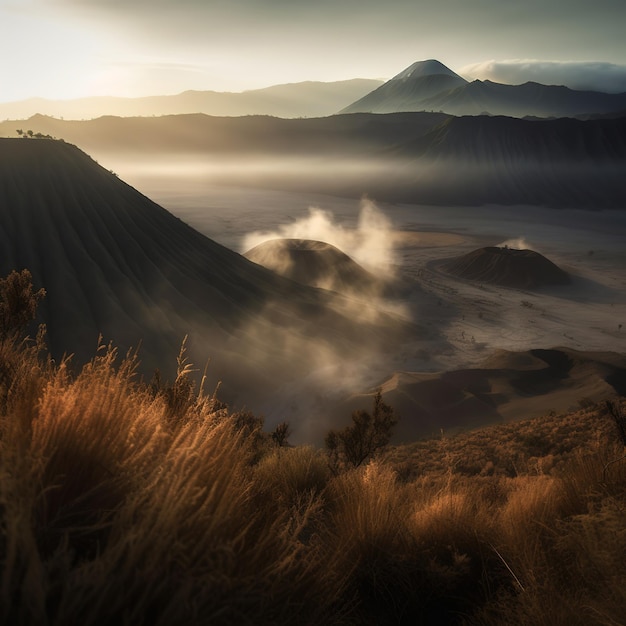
[0,138,413,404]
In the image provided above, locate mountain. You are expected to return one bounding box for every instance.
[421,80,626,118]
[0,138,413,410]
[341,60,467,114]
[404,114,626,160]
[341,60,626,118]
[7,111,625,161]
[2,112,625,208]
[0,111,450,157]
[390,114,626,207]
[0,79,383,121]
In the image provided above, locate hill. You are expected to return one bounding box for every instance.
[1,321,624,624]
[341,347,626,442]
[439,247,570,289]
[244,239,383,296]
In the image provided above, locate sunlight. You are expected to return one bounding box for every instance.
[0,8,100,101]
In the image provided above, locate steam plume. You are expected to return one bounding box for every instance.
[497,237,534,250]
[241,197,396,276]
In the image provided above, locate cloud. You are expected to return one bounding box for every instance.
[460,60,626,93]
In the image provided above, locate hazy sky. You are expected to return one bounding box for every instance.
[2,0,626,102]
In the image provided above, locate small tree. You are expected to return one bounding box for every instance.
[0,269,46,341]
[271,421,292,447]
[325,390,397,472]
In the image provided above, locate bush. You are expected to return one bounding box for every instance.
[0,269,45,341]
[325,390,397,472]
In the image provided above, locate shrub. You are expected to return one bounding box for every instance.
[325,390,397,472]
[271,421,291,447]
[0,269,45,341]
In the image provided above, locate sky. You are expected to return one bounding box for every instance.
[1,0,626,102]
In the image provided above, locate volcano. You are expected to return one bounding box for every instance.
[440,247,570,290]
[341,59,467,114]
[341,59,626,118]
[244,239,382,296]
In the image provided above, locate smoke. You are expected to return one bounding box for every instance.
[241,197,396,277]
[234,197,419,443]
[239,319,386,444]
[497,237,534,250]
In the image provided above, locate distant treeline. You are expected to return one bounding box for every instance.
[15,128,57,140]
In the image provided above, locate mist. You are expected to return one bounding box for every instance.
[233,309,402,444]
[231,198,425,442]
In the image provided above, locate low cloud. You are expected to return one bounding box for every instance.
[241,197,396,277]
[460,59,626,94]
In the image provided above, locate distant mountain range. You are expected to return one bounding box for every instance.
[0,138,412,410]
[5,59,626,122]
[0,79,383,121]
[342,60,626,119]
[3,111,624,208]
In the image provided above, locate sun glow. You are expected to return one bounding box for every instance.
[1,8,104,101]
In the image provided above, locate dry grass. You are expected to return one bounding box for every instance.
[0,339,345,625]
[1,325,625,624]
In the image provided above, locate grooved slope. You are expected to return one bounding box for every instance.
[0,139,411,398]
[441,247,570,290]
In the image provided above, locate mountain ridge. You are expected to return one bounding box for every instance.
[2,111,624,208]
[0,79,383,121]
[342,60,626,118]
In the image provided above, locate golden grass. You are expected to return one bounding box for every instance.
[1,328,625,624]
[0,339,345,625]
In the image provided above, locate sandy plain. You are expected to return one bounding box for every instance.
[121,169,626,440]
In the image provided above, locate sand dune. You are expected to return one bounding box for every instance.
[342,347,626,442]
